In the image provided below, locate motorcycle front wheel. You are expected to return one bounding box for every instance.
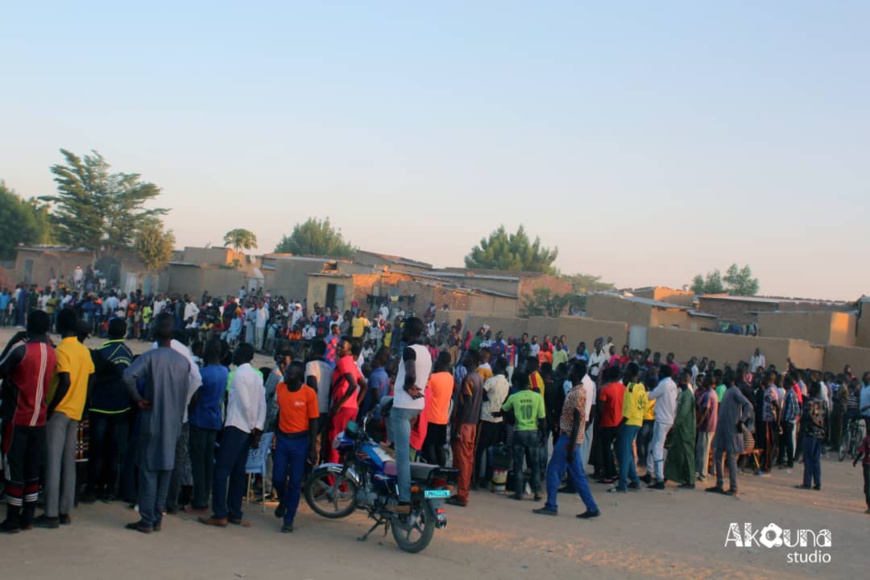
[391,501,436,554]
[303,471,359,519]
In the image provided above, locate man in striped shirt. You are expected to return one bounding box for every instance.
[0,311,57,533]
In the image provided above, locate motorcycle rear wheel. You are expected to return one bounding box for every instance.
[303,472,359,519]
[391,501,436,554]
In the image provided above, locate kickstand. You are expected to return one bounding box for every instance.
[357,517,385,542]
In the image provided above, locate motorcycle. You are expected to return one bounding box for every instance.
[303,414,459,553]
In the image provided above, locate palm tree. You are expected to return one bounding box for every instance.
[223,228,258,266]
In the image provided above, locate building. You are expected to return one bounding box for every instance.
[261,254,343,301]
[696,294,852,324]
[163,246,258,298]
[12,246,153,294]
[756,311,857,347]
[586,293,718,332]
[305,270,517,317]
[631,286,696,308]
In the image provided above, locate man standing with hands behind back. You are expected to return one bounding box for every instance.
[122,313,193,533]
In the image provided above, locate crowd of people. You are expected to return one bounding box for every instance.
[2,282,870,538]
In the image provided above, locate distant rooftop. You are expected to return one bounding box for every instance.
[262,253,339,263]
[699,294,850,305]
[438,267,549,279]
[16,245,90,253]
[597,292,688,310]
[430,270,521,283]
[355,250,433,270]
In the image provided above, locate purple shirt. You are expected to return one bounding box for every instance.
[696,388,718,433]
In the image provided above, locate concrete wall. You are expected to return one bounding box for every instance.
[650,308,695,329]
[463,315,628,351]
[466,316,532,341]
[830,312,858,347]
[586,293,711,331]
[698,296,852,324]
[824,345,870,374]
[181,247,237,266]
[787,340,826,371]
[306,275,353,312]
[635,287,696,307]
[436,310,472,327]
[451,276,520,297]
[697,297,779,323]
[586,294,652,327]
[518,275,574,304]
[646,326,790,368]
[858,317,870,349]
[166,265,248,298]
[266,259,333,301]
[15,248,93,286]
[353,251,432,274]
[469,294,517,317]
[757,311,857,347]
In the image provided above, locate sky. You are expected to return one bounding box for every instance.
[1,1,868,301]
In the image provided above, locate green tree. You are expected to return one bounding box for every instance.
[223,228,258,254]
[275,217,356,257]
[723,263,759,296]
[0,181,52,259]
[42,149,166,257]
[520,288,569,318]
[691,264,758,295]
[136,221,176,271]
[562,272,614,294]
[465,225,558,274]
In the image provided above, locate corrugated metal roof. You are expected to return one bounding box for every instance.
[700,294,849,306]
[688,310,719,319]
[599,293,687,310]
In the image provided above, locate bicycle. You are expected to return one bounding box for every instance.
[839,415,866,462]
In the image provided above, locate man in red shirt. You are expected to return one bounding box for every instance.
[597,366,626,484]
[326,338,366,464]
[0,311,57,533]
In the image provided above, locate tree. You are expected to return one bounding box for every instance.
[223,228,258,254]
[723,263,759,296]
[520,288,569,318]
[691,264,758,296]
[41,149,167,257]
[136,221,175,272]
[275,217,356,258]
[562,272,614,294]
[0,181,53,260]
[465,225,558,274]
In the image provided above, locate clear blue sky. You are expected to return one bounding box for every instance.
[2,1,868,300]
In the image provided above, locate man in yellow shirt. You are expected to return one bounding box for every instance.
[611,363,648,493]
[36,308,95,529]
[351,310,370,339]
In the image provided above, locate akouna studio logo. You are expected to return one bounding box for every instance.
[725,523,833,564]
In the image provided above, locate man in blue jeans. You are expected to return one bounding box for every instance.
[387,318,431,514]
[534,364,600,519]
[609,363,647,493]
[201,343,266,527]
[273,361,319,533]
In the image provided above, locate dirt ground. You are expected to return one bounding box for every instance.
[1,327,868,578]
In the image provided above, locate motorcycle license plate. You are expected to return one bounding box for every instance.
[424,489,451,499]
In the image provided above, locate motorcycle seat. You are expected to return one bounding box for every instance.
[383,461,439,481]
